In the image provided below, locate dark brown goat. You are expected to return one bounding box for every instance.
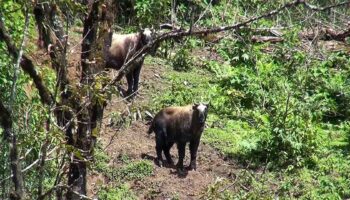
[105,29,154,97]
[148,103,209,171]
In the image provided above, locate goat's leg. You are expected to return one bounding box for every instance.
[164,141,174,165]
[132,61,143,95]
[189,139,200,170]
[176,142,186,170]
[125,72,134,97]
[155,132,164,167]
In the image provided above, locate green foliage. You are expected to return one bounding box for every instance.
[149,22,350,198]
[93,144,111,173]
[98,184,137,200]
[1,0,350,199]
[151,68,212,112]
[170,39,195,71]
[0,1,63,197]
[134,0,170,26]
[202,178,234,200]
[216,33,256,67]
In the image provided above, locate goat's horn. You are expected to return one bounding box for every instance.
[159,23,174,30]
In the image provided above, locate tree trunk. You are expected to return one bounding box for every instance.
[67,0,115,199]
[0,102,23,200]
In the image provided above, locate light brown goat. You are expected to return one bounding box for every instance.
[106,29,154,96]
[148,103,209,171]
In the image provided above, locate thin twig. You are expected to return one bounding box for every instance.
[38,184,93,200]
[0,146,58,183]
[194,0,213,26]
[10,8,29,110]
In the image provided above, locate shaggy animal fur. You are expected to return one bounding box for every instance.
[148,103,209,171]
[106,29,153,96]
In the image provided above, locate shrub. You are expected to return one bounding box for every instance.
[98,184,137,200]
[170,40,194,71]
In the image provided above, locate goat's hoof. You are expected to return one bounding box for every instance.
[188,163,197,171]
[156,159,163,167]
[176,163,184,170]
[177,167,186,176]
[167,159,174,166]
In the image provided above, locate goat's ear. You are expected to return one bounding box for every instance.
[193,103,199,110]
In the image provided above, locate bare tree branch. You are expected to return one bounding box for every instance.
[252,35,284,43]
[300,26,350,41]
[0,146,58,184]
[0,11,53,105]
[10,8,30,109]
[39,184,93,200]
[301,0,350,11]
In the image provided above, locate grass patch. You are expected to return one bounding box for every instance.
[98,184,137,200]
[93,144,153,182]
[93,144,111,174]
[112,160,153,181]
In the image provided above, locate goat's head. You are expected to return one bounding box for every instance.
[139,27,159,55]
[193,103,209,124]
[140,28,154,45]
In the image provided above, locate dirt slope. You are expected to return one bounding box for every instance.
[86,62,236,199]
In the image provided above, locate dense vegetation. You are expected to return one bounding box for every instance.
[1,0,350,199]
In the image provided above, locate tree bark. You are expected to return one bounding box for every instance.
[67,0,115,198]
[0,102,23,200]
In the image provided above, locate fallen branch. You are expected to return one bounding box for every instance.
[300,26,350,41]
[252,35,284,43]
[104,0,350,92]
[104,0,301,90]
[302,0,350,11]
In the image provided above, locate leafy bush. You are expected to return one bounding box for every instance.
[170,39,195,71]
[216,34,256,67]
[98,184,137,200]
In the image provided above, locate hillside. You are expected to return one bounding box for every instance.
[1,1,350,199]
